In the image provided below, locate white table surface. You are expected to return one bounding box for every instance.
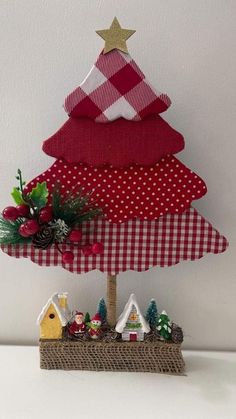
[0,346,235,419]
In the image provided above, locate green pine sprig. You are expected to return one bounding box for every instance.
[0,172,102,247]
[52,185,102,227]
[0,217,30,245]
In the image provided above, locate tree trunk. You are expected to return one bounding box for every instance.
[107,274,117,327]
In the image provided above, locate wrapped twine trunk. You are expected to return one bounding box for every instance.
[39,340,185,374]
[107,274,117,327]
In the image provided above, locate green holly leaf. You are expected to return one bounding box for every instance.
[11,187,26,205]
[29,182,49,209]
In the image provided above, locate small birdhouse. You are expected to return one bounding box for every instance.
[37,293,71,340]
[115,294,150,341]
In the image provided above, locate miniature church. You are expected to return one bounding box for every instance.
[115,294,150,341]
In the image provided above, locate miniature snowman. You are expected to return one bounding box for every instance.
[88,313,102,339]
[68,311,86,338]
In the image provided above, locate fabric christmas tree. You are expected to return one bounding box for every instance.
[1,18,228,326]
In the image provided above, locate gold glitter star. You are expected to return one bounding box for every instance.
[96,17,136,54]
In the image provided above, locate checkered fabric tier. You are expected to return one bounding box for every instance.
[64,50,171,122]
[1,207,228,275]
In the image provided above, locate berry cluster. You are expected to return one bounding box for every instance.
[2,205,53,237]
[2,204,104,263]
[1,170,104,263]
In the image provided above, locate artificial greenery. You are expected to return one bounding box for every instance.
[97,298,107,322]
[145,299,159,329]
[51,184,102,227]
[84,312,91,324]
[11,169,49,216]
[0,169,49,245]
[157,311,172,340]
[11,169,27,205]
[11,187,26,205]
[0,217,30,244]
[29,182,49,210]
[0,170,102,247]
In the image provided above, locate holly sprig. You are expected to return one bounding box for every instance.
[11,169,49,216]
[0,171,104,263]
[0,217,31,244]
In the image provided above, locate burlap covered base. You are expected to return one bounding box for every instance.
[39,340,185,374]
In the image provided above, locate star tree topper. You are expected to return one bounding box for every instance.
[96,17,136,54]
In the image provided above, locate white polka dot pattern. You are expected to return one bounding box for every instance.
[25,155,207,223]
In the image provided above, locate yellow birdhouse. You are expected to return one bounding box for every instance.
[37,293,71,340]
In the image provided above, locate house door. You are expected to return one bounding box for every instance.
[130,333,137,341]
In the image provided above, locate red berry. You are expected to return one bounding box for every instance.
[18,224,31,237]
[24,219,40,235]
[62,251,74,264]
[92,242,104,255]
[16,204,30,217]
[68,229,82,243]
[2,206,19,222]
[82,245,93,256]
[39,207,53,223]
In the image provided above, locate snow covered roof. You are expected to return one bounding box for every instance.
[115,293,150,334]
[37,293,71,326]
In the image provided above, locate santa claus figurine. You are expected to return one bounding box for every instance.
[88,313,102,339]
[68,311,86,338]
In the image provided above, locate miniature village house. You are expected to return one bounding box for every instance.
[115,294,150,341]
[37,293,71,340]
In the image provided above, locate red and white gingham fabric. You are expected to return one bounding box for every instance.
[64,50,171,122]
[25,156,207,223]
[1,207,228,275]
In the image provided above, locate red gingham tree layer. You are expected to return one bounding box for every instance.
[1,208,228,275]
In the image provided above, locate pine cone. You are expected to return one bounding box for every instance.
[32,226,54,249]
[171,323,184,344]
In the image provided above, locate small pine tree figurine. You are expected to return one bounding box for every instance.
[84,312,91,324]
[145,299,158,329]
[157,310,172,340]
[97,298,107,323]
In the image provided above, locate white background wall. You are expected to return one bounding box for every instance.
[0,0,235,349]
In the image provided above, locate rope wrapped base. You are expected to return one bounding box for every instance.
[39,340,185,375]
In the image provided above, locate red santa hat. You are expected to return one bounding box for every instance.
[75,311,83,316]
[92,313,102,322]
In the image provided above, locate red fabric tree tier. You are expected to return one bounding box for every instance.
[42,115,185,167]
[1,48,228,273]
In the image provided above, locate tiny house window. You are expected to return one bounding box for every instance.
[49,313,55,319]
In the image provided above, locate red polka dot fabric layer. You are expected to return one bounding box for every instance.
[25,156,207,223]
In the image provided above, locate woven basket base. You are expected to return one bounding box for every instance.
[39,340,185,375]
